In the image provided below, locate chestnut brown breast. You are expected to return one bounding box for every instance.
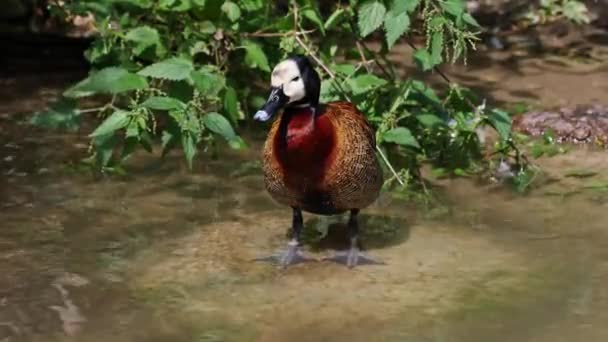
[262,102,383,215]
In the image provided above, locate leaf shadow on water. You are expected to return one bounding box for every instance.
[299,214,411,252]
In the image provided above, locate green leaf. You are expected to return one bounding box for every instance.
[90,110,130,138]
[181,132,197,169]
[430,31,444,65]
[125,26,165,56]
[201,112,236,141]
[92,133,117,168]
[487,109,512,141]
[440,0,465,17]
[330,44,338,57]
[169,109,187,127]
[383,127,420,148]
[161,129,178,156]
[243,40,270,72]
[192,0,206,7]
[462,13,481,28]
[563,1,590,24]
[320,79,342,102]
[183,109,202,134]
[279,35,297,54]
[324,8,347,30]
[140,131,154,153]
[333,63,356,75]
[64,67,148,98]
[198,21,216,35]
[138,57,194,81]
[121,136,139,161]
[118,0,154,8]
[384,10,410,48]
[30,98,81,131]
[141,96,186,111]
[413,48,434,71]
[223,87,240,123]
[531,143,544,158]
[190,69,226,96]
[227,136,248,150]
[429,15,447,30]
[302,7,325,34]
[159,0,192,11]
[410,80,441,105]
[85,39,111,64]
[388,0,420,14]
[221,1,241,22]
[348,74,387,95]
[240,0,264,11]
[125,119,139,138]
[358,0,386,37]
[416,113,445,127]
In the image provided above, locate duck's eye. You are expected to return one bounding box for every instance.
[291,76,300,82]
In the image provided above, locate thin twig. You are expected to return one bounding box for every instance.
[292,0,299,28]
[377,147,405,186]
[355,41,371,72]
[340,60,373,87]
[348,20,393,80]
[293,33,352,102]
[358,39,393,80]
[289,5,349,97]
[293,35,336,79]
[242,29,315,38]
[79,107,106,114]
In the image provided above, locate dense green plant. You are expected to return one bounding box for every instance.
[524,0,590,25]
[33,0,532,190]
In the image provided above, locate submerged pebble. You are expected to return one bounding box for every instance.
[514,104,608,146]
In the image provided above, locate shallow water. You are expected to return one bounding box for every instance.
[2,45,608,341]
[2,132,608,342]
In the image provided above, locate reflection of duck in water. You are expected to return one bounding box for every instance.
[254,55,383,268]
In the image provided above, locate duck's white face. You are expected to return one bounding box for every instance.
[271,60,306,103]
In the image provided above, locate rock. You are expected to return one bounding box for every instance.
[513,104,608,146]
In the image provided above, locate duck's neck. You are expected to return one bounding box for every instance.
[280,106,316,147]
[274,104,335,178]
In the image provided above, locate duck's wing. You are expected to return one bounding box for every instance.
[324,102,376,149]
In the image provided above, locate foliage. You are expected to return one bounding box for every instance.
[518,129,567,159]
[525,0,591,25]
[33,0,532,192]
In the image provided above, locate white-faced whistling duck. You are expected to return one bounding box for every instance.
[254,55,383,268]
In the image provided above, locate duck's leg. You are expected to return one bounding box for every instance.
[256,207,311,267]
[278,207,309,266]
[327,209,383,268]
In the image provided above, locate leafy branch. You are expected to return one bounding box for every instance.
[32,0,536,193]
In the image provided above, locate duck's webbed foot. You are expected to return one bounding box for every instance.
[255,208,314,268]
[256,239,312,267]
[328,247,382,268]
[279,239,311,266]
[326,209,383,268]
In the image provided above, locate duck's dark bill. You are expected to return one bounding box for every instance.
[254,87,288,122]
